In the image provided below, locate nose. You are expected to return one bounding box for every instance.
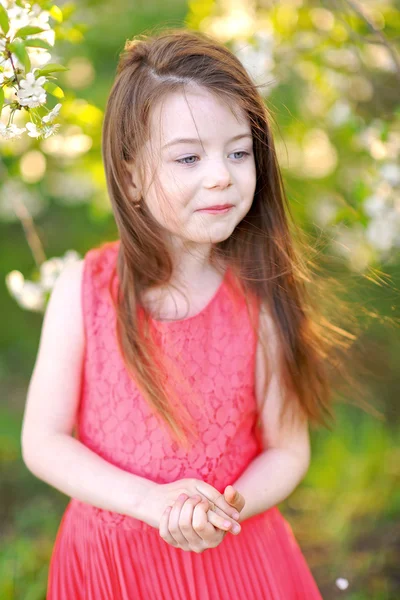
[205,160,232,189]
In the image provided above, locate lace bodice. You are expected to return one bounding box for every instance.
[73,240,263,531]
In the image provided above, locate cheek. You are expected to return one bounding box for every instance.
[243,166,257,202]
[146,170,188,215]
[145,192,189,233]
[159,168,196,205]
[244,161,257,187]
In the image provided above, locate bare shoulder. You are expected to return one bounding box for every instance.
[51,258,85,302]
[21,258,86,459]
[40,258,86,343]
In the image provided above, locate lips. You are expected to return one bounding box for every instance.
[197,204,233,211]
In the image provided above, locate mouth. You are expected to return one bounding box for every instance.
[196,204,234,214]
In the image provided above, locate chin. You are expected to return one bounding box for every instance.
[196,229,236,244]
[184,216,243,244]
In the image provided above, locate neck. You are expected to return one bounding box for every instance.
[167,239,221,288]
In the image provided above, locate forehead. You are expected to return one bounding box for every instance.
[149,86,250,146]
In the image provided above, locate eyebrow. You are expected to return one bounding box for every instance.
[162,133,253,150]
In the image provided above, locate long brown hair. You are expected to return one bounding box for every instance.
[102,27,354,447]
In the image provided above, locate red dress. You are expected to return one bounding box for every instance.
[47,240,323,599]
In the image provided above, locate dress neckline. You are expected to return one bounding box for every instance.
[110,240,230,326]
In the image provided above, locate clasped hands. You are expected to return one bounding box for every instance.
[150,478,245,554]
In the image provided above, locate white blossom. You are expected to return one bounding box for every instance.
[3,1,50,41]
[0,122,27,139]
[42,103,62,123]
[40,251,81,291]
[17,71,47,108]
[5,270,25,296]
[30,3,44,19]
[26,120,60,139]
[41,123,60,138]
[25,122,42,138]
[40,257,65,291]
[0,4,64,139]
[6,250,81,313]
[6,277,46,312]
[0,57,13,78]
[63,250,81,265]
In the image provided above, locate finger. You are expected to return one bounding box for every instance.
[192,500,217,541]
[178,496,204,546]
[193,501,228,547]
[199,499,235,532]
[207,507,241,535]
[194,484,240,521]
[159,506,179,547]
[168,493,191,549]
[224,485,245,514]
[198,491,241,525]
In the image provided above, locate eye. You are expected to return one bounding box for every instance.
[175,155,198,165]
[175,151,250,165]
[231,151,250,160]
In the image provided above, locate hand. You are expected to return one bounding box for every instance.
[159,493,237,553]
[202,485,245,532]
[141,478,241,530]
[158,484,246,552]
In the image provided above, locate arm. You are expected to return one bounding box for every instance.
[21,260,155,522]
[231,447,309,523]
[232,306,311,523]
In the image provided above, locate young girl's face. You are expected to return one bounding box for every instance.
[128,85,257,253]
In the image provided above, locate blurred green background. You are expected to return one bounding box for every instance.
[1,0,399,598]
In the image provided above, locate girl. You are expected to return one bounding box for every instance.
[20,27,339,599]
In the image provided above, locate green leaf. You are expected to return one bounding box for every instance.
[59,3,76,20]
[11,40,31,73]
[0,4,9,34]
[49,5,63,23]
[36,63,69,76]
[23,39,53,51]
[0,87,4,114]
[43,81,64,98]
[13,25,45,38]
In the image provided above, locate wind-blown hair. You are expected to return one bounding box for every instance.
[101,27,352,447]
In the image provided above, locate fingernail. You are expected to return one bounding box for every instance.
[178,494,188,502]
[223,521,231,528]
[232,511,240,520]
[232,524,241,534]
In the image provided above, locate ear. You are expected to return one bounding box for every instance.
[123,159,142,202]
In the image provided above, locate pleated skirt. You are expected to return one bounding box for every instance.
[47,501,323,599]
